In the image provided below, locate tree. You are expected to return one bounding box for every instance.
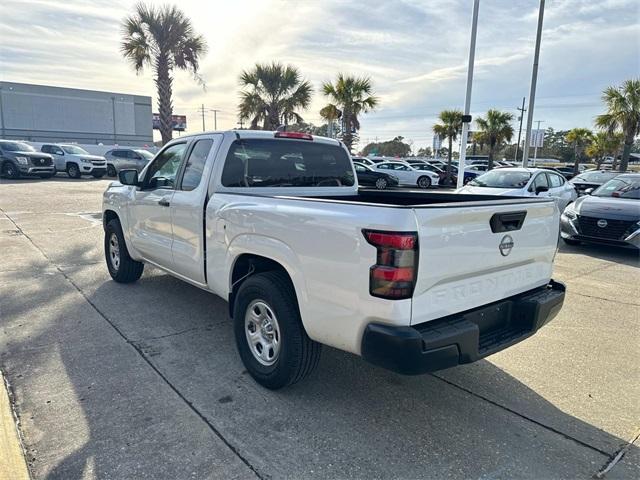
[121,3,207,145]
[432,110,463,184]
[238,62,312,130]
[475,109,515,170]
[416,147,432,157]
[319,104,341,138]
[595,79,640,172]
[362,136,412,157]
[586,131,624,169]
[322,74,378,152]
[565,128,594,175]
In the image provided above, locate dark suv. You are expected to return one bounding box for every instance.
[0,140,55,179]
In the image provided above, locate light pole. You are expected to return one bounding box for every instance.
[456,0,480,190]
[522,0,545,167]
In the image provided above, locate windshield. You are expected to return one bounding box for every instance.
[571,171,617,183]
[0,141,35,152]
[469,170,531,188]
[593,177,640,199]
[62,145,90,155]
[135,150,154,159]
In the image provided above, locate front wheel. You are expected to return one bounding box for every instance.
[375,177,388,190]
[104,219,144,283]
[417,176,432,189]
[2,162,20,179]
[67,163,81,179]
[107,165,117,177]
[233,271,321,389]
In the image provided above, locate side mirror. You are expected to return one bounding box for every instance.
[119,169,139,186]
[584,188,594,195]
[147,176,171,189]
[535,185,549,195]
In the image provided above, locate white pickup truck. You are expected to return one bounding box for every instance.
[102,130,565,389]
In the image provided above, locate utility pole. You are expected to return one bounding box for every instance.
[456,0,480,189]
[237,118,244,129]
[532,120,545,166]
[514,97,526,162]
[211,109,220,130]
[522,0,545,167]
[199,104,206,132]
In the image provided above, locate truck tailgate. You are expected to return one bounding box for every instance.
[411,199,559,325]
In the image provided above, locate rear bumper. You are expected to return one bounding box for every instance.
[361,280,565,375]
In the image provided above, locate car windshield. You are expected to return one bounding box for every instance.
[135,150,154,159]
[0,141,35,152]
[593,177,640,199]
[61,145,90,155]
[571,171,616,183]
[469,170,531,188]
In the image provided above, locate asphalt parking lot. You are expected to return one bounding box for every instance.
[1,176,639,479]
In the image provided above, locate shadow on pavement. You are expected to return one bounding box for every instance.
[558,241,639,267]
[1,243,637,479]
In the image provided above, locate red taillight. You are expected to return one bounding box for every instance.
[274,131,313,140]
[363,229,418,300]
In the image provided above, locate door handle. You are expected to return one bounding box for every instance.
[158,199,171,207]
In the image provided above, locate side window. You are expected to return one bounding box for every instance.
[127,150,141,159]
[114,150,126,158]
[549,173,563,187]
[354,164,365,172]
[144,143,187,189]
[378,164,389,170]
[531,173,549,191]
[180,139,213,191]
[397,165,409,171]
[41,145,51,153]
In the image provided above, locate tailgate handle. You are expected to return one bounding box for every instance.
[490,211,527,233]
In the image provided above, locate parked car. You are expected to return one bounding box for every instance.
[374,161,440,188]
[456,167,577,211]
[353,162,399,189]
[105,148,155,177]
[569,170,622,195]
[103,130,565,389]
[541,166,575,180]
[0,140,55,179]
[561,174,640,249]
[41,144,107,178]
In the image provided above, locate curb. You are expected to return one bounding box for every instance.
[0,371,30,480]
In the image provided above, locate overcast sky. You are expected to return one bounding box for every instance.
[1,0,638,150]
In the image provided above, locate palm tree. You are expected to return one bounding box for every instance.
[238,63,312,130]
[433,110,463,184]
[121,3,207,145]
[595,79,640,172]
[586,131,624,169]
[319,104,341,138]
[565,128,593,175]
[475,109,515,170]
[322,74,378,152]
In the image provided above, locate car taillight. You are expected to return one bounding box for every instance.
[274,131,313,140]
[363,229,418,300]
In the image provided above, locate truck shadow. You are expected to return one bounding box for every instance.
[2,246,637,479]
[558,241,639,267]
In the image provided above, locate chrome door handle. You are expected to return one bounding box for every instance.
[158,199,170,207]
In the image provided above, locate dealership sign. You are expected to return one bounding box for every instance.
[152,113,187,131]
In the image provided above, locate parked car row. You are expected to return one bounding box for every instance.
[0,141,154,180]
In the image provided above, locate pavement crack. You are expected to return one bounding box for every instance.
[569,292,640,307]
[430,373,611,458]
[594,428,640,478]
[0,208,264,480]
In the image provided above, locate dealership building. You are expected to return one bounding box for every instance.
[0,82,153,146]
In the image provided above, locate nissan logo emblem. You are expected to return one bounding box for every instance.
[597,219,608,228]
[499,235,514,257]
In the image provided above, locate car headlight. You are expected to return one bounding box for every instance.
[81,158,91,163]
[15,156,28,165]
[563,207,577,220]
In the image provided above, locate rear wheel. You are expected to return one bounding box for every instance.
[375,177,388,190]
[233,271,321,389]
[67,163,81,179]
[104,219,144,283]
[417,176,432,189]
[107,164,117,177]
[1,162,19,179]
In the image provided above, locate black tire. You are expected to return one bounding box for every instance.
[233,271,321,389]
[2,162,20,179]
[39,173,54,179]
[104,219,144,283]
[417,176,432,189]
[375,177,388,190]
[107,164,117,177]
[92,171,105,178]
[562,238,581,246]
[67,163,81,179]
